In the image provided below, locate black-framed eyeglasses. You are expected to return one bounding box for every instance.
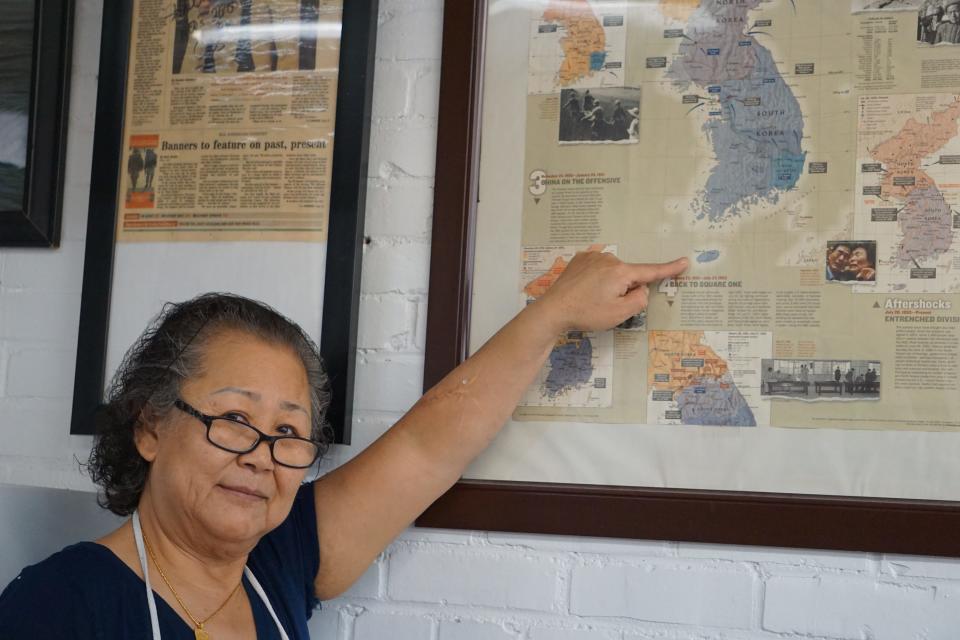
[174,399,319,469]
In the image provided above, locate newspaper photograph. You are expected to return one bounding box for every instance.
[114,0,342,242]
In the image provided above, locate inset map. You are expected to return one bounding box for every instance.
[647,330,771,427]
[528,0,627,95]
[519,245,615,408]
[854,94,960,293]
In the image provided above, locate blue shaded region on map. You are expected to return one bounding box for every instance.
[696,249,720,263]
[544,333,593,397]
[590,51,607,71]
[667,0,805,223]
[771,152,805,189]
[675,373,756,426]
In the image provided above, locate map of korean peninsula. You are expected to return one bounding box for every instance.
[528,0,626,95]
[647,330,770,427]
[856,94,960,293]
[666,0,805,224]
[544,0,607,87]
[519,246,614,408]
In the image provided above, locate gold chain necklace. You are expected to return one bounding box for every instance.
[142,531,243,640]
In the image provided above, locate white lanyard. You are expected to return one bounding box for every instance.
[132,511,290,640]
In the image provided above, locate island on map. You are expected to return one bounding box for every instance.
[696,249,721,263]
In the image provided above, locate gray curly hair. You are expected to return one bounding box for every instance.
[86,292,332,516]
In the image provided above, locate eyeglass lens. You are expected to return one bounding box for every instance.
[208,419,317,467]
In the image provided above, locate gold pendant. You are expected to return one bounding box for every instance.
[195,628,210,640]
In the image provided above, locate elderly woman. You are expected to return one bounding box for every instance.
[0,252,687,639]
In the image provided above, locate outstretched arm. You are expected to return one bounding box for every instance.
[311,252,689,598]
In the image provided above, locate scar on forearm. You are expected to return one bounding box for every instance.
[420,370,482,409]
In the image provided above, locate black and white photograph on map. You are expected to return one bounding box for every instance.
[0,0,33,211]
[852,0,922,12]
[559,87,640,144]
[826,240,877,283]
[761,359,881,401]
[171,0,321,74]
[616,311,646,331]
[917,0,960,44]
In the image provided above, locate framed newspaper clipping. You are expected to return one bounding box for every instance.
[418,0,960,555]
[70,0,377,443]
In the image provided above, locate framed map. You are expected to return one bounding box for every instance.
[418,0,960,555]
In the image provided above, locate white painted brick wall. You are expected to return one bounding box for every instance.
[569,562,756,628]
[3,0,960,638]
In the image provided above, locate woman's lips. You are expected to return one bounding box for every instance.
[217,484,267,500]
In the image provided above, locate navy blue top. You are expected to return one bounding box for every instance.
[0,482,320,639]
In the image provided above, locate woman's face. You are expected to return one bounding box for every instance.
[137,328,312,549]
[850,246,870,268]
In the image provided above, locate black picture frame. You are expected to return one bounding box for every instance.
[417,0,960,557]
[69,0,378,443]
[0,0,73,247]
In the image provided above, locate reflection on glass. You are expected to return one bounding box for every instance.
[0,0,33,211]
[171,0,338,75]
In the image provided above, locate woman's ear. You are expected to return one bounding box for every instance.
[133,413,160,462]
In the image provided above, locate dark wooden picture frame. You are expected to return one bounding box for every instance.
[69,0,378,444]
[0,0,73,247]
[417,0,960,557]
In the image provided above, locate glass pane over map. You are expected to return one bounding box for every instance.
[466,0,960,499]
[493,0,960,432]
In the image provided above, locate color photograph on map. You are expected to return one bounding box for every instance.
[761,359,881,401]
[825,240,877,283]
[559,87,640,144]
[647,330,771,427]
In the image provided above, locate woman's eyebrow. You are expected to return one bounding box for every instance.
[211,386,260,400]
[211,387,308,416]
[279,400,309,417]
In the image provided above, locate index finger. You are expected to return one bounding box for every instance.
[626,257,689,285]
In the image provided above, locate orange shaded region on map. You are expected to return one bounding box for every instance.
[647,331,729,395]
[543,0,607,87]
[522,244,607,298]
[870,99,960,199]
[525,257,568,298]
[659,0,699,23]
